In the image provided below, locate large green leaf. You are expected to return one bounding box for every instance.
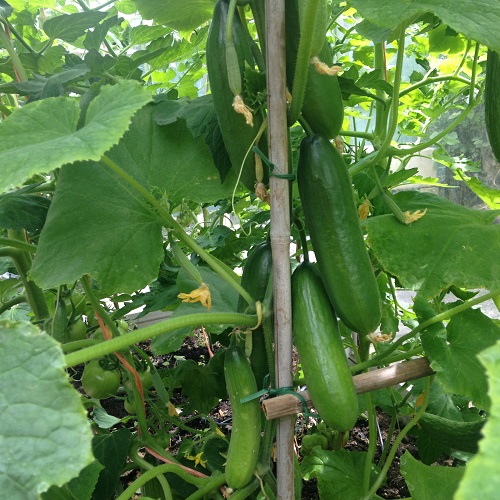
[400,451,464,499]
[132,0,214,31]
[420,308,500,410]
[30,103,234,294]
[0,80,151,194]
[0,321,93,498]
[302,449,382,500]
[455,339,500,499]
[30,160,164,294]
[365,191,500,299]
[43,11,108,42]
[350,0,500,51]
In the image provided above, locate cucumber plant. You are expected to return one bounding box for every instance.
[0,2,499,500]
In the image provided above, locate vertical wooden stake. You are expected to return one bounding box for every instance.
[265,1,295,499]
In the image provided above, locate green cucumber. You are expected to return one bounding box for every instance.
[285,0,343,138]
[237,241,273,389]
[292,262,359,431]
[485,49,500,163]
[297,0,328,58]
[418,412,485,454]
[224,344,261,489]
[206,0,267,191]
[297,134,382,334]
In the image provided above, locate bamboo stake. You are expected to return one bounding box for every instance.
[265,1,294,499]
[262,358,435,420]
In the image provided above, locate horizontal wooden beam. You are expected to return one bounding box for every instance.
[261,357,434,420]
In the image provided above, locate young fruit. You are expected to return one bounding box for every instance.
[297,134,381,334]
[285,0,344,138]
[237,241,273,388]
[224,344,261,489]
[292,262,358,432]
[67,319,87,342]
[206,0,267,191]
[81,360,121,399]
[485,49,500,163]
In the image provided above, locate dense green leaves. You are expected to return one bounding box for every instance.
[420,308,500,410]
[43,11,108,42]
[365,191,500,299]
[132,0,214,31]
[455,339,500,499]
[350,0,500,51]
[401,451,465,499]
[0,321,93,498]
[0,80,151,193]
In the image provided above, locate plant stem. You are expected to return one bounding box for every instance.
[399,75,473,98]
[362,376,431,500]
[0,22,28,81]
[184,472,227,500]
[288,0,320,126]
[64,312,256,367]
[363,393,378,494]
[0,294,27,315]
[373,42,388,143]
[116,463,207,500]
[0,237,37,253]
[99,155,254,306]
[2,19,35,53]
[351,288,500,374]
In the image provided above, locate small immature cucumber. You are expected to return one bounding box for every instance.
[237,241,273,388]
[224,344,261,489]
[297,135,382,334]
[206,0,267,191]
[285,0,344,139]
[485,49,500,163]
[418,412,485,454]
[292,262,359,432]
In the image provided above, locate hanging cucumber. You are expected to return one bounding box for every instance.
[292,262,358,432]
[206,0,267,192]
[285,0,343,138]
[297,135,382,335]
[297,0,328,58]
[224,344,262,489]
[485,49,500,163]
[237,241,273,388]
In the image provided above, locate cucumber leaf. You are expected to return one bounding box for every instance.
[364,191,500,300]
[455,339,500,499]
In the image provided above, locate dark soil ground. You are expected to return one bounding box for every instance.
[88,337,452,499]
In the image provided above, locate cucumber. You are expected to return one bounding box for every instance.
[292,262,359,431]
[485,49,500,163]
[297,134,382,334]
[237,241,273,389]
[285,0,344,138]
[224,344,261,489]
[206,0,267,191]
[418,412,485,454]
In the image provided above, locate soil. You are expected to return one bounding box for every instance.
[86,337,449,499]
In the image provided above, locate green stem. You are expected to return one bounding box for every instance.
[250,0,266,58]
[0,22,28,81]
[351,288,500,374]
[130,446,173,500]
[363,393,378,495]
[64,312,256,367]
[184,472,227,500]
[373,42,388,142]
[2,19,35,53]
[116,463,207,500]
[99,155,254,307]
[0,237,37,253]
[288,0,320,126]
[378,410,397,468]
[399,75,473,98]
[61,338,101,353]
[340,130,375,141]
[226,478,260,499]
[0,294,27,315]
[362,376,431,500]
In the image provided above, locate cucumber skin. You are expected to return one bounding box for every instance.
[297,135,382,334]
[285,0,344,139]
[292,262,358,432]
[206,0,266,191]
[224,345,261,489]
[237,241,273,388]
[485,49,500,163]
[419,412,485,454]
